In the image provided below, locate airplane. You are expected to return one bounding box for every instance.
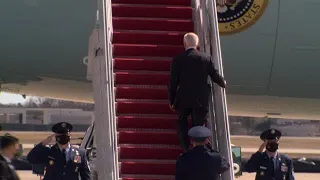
[1,0,320,121]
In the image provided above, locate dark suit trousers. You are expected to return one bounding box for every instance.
[177,107,208,150]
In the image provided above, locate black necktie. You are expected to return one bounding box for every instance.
[62,149,66,164]
[270,157,275,177]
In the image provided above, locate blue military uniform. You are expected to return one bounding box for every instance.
[245,129,295,180]
[27,122,90,180]
[175,126,230,180]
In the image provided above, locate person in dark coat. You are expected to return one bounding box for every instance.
[0,135,20,180]
[168,32,226,150]
[27,122,91,180]
[245,129,295,180]
[175,126,230,180]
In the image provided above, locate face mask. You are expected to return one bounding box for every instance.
[266,142,278,152]
[56,135,70,145]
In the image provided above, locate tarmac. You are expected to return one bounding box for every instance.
[20,143,320,158]
[2,131,320,158]
[17,171,320,180]
[21,143,320,154]
[5,132,320,179]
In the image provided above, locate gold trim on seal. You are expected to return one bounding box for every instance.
[218,0,269,35]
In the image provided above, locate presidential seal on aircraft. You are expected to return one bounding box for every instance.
[217,0,269,35]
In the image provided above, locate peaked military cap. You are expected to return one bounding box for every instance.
[260,129,281,141]
[188,126,212,138]
[52,122,73,134]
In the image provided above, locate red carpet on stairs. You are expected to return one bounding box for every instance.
[112,0,194,179]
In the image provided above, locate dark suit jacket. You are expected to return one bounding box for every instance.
[245,151,295,180]
[175,146,230,180]
[0,155,20,180]
[168,49,225,110]
[27,144,91,180]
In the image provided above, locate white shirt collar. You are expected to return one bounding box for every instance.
[186,46,196,51]
[1,154,12,163]
[267,151,278,159]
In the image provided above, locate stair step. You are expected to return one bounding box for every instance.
[113,30,185,45]
[114,57,171,71]
[119,146,183,160]
[122,178,173,180]
[116,101,174,115]
[120,144,180,148]
[116,56,172,60]
[116,98,167,102]
[113,17,194,32]
[118,128,175,132]
[117,113,176,118]
[112,4,192,19]
[113,43,183,57]
[121,159,176,163]
[115,85,167,99]
[115,72,169,85]
[112,0,191,6]
[117,115,175,129]
[118,131,178,145]
[116,115,193,129]
[121,174,174,180]
[111,0,194,178]
[116,85,167,88]
[120,160,176,175]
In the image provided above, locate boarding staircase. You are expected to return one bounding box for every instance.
[88,0,233,180]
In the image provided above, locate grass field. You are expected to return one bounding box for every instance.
[17,171,320,180]
[2,131,320,158]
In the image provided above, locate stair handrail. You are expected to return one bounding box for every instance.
[193,0,235,180]
[206,1,235,179]
[105,1,119,180]
[88,0,118,180]
[192,0,216,145]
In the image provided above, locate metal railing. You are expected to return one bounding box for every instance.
[193,0,235,179]
[87,0,118,180]
[89,0,233,179]
[104,1,119,180]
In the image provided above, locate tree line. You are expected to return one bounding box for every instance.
[0,97,94,111]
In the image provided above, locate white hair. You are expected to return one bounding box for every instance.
[183,32,199,48]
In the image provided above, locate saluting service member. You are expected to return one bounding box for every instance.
[175,126,230,180]
[27,122,91,180]
[168,32,226,150]
[245,129,295,180]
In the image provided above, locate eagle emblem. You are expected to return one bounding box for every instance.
[217,0,269,35]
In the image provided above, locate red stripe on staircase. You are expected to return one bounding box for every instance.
[113,0,194,178]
